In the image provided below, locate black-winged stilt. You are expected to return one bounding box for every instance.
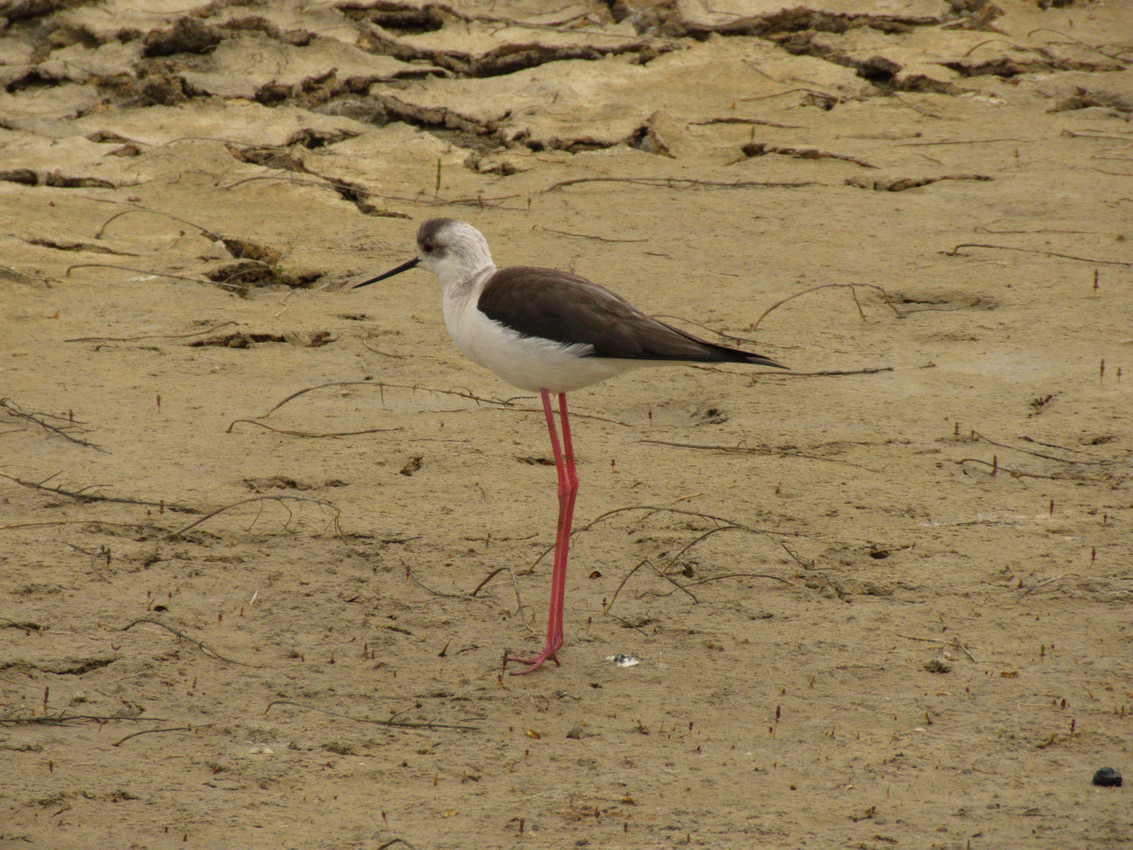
[355,218,786,674]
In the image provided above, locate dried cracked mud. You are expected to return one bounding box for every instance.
[2,0,1132,847]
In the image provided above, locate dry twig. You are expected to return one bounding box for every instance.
[65,321,237,343]
[121,617,260,666]
[167,495,342,539]
[952,458,1112,483]
[1,617,43,631]
[112,726,197,747]
[532,224,647,243]
[469,566,511,597]
[970,431,1117,466]
[750,283,898,331]
[245,380,520,424]
[0,519,169,534]
[605,558,656,615]
[405,565,471,599]
[895,632,978,662]
[898,137,1028,147]
[0,471,198,513]
[1,398,105,451]
[0,712,170,726]
[94,208,218,240]
[232,380,630,432]
[647,571,801,599]
[566,505,810,615]
[640,439,873,469]
[944,243,1132,266]
[64,263,225,286]
[265,700,478,732]
[227,420,402,439]
[770,366,902,378]
[540,176,816,194]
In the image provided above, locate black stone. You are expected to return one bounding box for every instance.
[1092,767,1123,787]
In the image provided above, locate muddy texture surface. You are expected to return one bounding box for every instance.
[2,0,1132,847]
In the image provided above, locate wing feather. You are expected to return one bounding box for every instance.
[478,267,782,367]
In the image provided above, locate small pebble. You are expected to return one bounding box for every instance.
[606,653,640,667]
[1092,767,1122,787]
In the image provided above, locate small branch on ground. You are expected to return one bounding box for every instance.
[1,398,106,451]
[0,713,171,726]
[750,283,899,331]
[0,471,198,513]
[121,617,261,666]
[265,700,479,732]
[167,495,342,539]
[944,243,1132,266]
[896,632,978,662]
[112,725,199,747]
[640,439,874,469]
[65,321,237,343]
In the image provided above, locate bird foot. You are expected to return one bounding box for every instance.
[504,645,561,676]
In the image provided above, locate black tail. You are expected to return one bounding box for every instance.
[705,340,787,370]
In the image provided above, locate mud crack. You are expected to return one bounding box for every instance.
[942,53,1126,78]
[0,169,116,188]
[846,174,992,192]
[357,24,668,78]
[742,142,876,169]
[203,264,324,291]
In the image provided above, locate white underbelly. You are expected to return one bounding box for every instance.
[444,299,640,393]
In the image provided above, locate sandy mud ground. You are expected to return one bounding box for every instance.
[2,0,1132,847]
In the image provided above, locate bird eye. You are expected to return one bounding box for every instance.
[422,242,434,254]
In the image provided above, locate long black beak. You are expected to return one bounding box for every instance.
[354,257,420,289]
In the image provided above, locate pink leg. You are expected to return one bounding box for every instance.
[551,392,578,648]
[506,390,579,675]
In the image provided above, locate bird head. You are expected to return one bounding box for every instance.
[354,218,494,290]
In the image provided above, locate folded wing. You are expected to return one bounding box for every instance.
[478,266,784,368]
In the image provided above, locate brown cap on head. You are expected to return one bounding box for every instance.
[417,218,458,252]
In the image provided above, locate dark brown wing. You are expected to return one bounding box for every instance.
[478,266,784,368]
